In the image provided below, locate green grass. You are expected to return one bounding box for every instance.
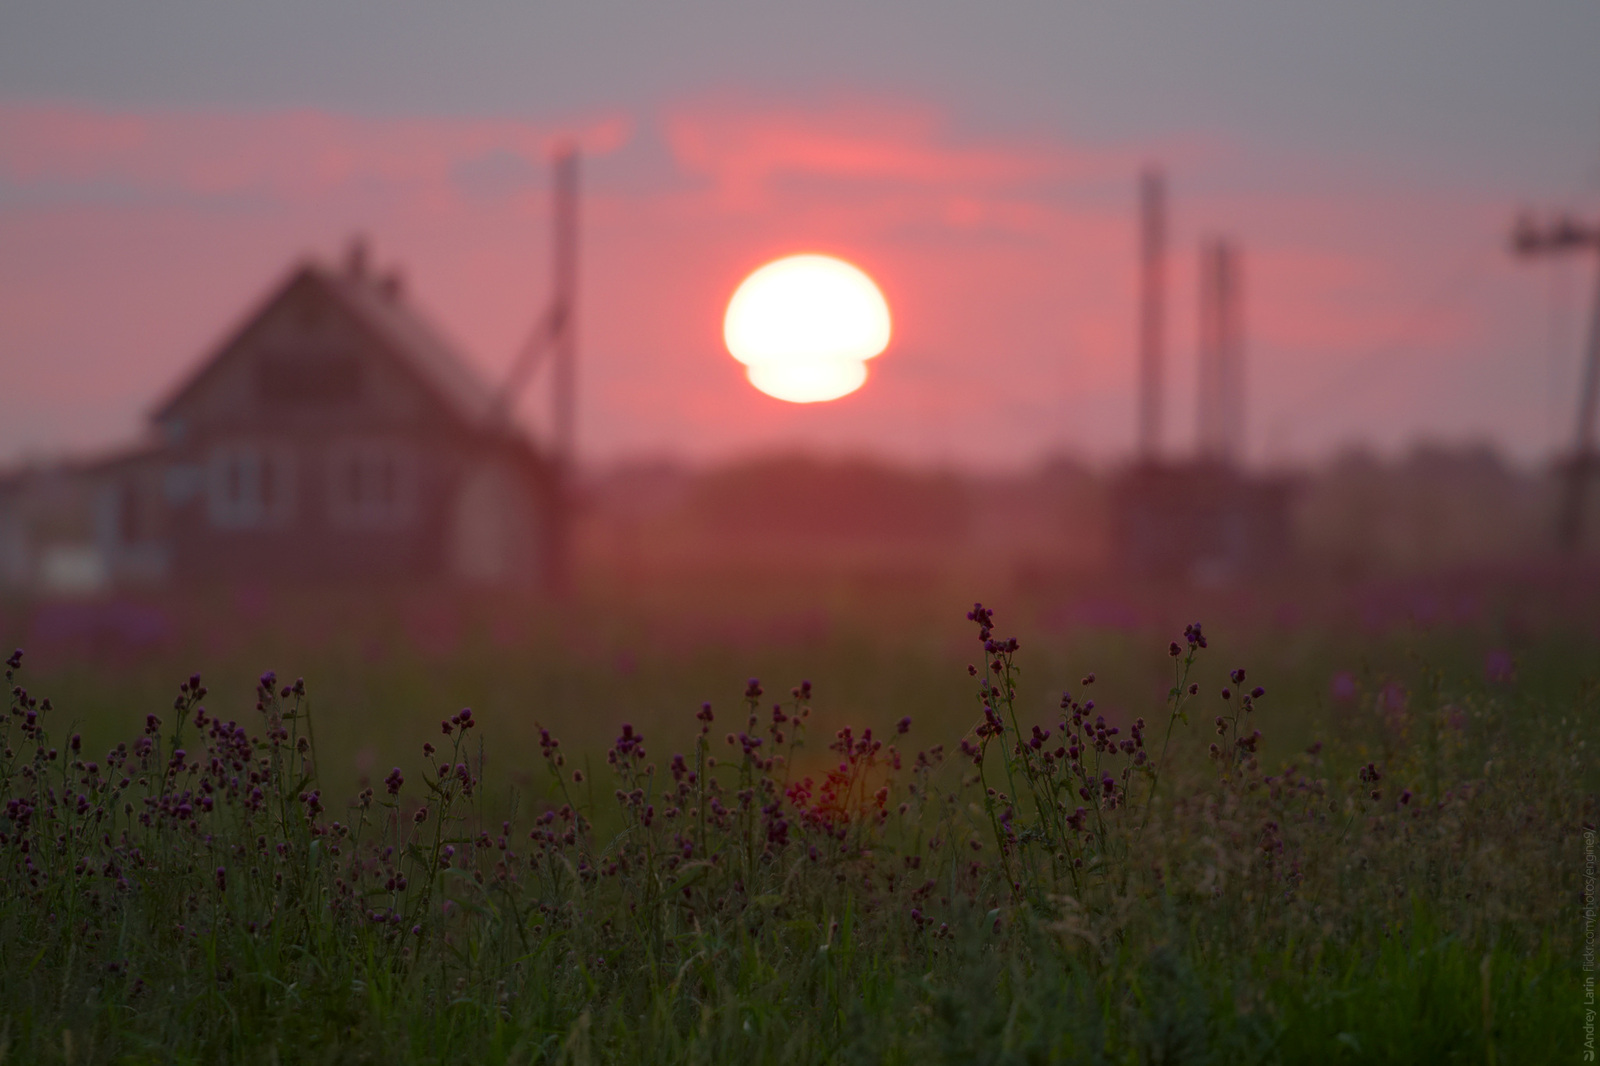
[0,590,1591,1064]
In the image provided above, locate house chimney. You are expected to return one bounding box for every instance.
[344,236,369,281]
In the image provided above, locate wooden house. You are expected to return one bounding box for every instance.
[1,243,560,594]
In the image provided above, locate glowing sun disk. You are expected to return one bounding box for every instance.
[724,254,890,403]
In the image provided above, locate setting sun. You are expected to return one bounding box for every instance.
[723,254,891,403]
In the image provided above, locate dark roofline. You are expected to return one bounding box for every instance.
[312,264,499,430]
[148,261,316,426]
[0,439,166,493]
[147,256,542,454]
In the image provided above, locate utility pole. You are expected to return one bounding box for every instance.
[493,146,581,596]
[493,145,581,442]
[551,146,579,470]
[1511,212,1600,551]
[1197,237,1244,465]
[1137,167,1166,463]
[547,146,578,598]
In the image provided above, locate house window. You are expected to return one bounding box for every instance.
[207,445,295,529]
[327,441,416,530]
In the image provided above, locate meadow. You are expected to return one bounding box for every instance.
[0,571,1593,1063]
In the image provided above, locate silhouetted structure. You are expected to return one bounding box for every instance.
[3,147,584,597]
[1197,238,1244,464]
[1110,173,1290,580]
[495,145,580,596]
[1511,211,1600,551]
[1,241,561,594]
[1137,167,1166,462]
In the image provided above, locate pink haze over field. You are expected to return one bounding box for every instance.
[0,97,1579,470]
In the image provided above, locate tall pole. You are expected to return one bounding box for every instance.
[1559,258,1600,548]
[1511,213,1600,551]
[552,146,579,468]
[1197,238,1222,462]
[1220,241,1245,465]
[1137,167,1166,463]
[549,146,579,597]
[1197,238,1244,466]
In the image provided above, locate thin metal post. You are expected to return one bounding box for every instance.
[546,146,579,598]
[1511,212,1600,552]
[1197,238,1244,466]
[551,147,579,468]
[1137,168,1166,463]
[1197,239,1222,462]
[1220,242,1244,465]
[1559,257,1600,549]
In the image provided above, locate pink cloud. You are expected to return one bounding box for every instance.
[0,96,1549,467]
[663,97,1124,210]
[0,102,632,202]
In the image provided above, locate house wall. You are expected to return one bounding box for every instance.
[0,263,557,595]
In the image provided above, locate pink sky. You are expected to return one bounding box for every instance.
[0,97,1585,470]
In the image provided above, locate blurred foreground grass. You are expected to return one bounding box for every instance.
[7,567,1596,802]
[0,571,1593,1062]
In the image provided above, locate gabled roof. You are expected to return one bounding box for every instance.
[315,264,500,428]
[152,256,503,432]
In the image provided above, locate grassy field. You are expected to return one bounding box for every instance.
[0,574,1594,1063]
